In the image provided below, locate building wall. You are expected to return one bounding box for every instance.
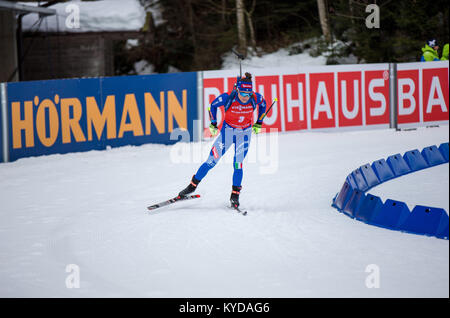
[22,33,114,81]
[0,11,18,82]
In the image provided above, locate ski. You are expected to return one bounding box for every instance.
[147,194,200,211]
[230,204,248,216]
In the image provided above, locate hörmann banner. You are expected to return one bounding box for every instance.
[202,62,448,137]
[6,72,198,162]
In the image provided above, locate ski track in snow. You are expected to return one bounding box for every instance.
[0,126,448,297]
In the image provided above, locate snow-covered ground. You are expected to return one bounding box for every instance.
[221,40,358,71]
[0,126,448,297]
[221,47,327,70]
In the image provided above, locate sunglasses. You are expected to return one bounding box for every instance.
[239,92,252,97]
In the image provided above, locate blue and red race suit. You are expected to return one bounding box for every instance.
[194,90,267,187]
[209,90,267,129]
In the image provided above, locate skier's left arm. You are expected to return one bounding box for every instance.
[252,93,267,134]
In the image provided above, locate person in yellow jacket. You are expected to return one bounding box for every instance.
[421,39,440,61]
[441,43,449,61]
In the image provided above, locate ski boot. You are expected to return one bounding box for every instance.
[178,175,201,198]
[230,185,242,208]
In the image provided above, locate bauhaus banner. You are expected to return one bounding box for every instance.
[0,62,448,162]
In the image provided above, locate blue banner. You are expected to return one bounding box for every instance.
[6,72,198,162]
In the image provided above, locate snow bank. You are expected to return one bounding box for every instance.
[221,39,358,70]
[222,47,327,70]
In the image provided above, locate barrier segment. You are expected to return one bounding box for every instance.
[436,213,449,239]
[386,153,411,176]
[438,142,449,162]
[346,174,358,190]
[371,159,395,182]
[421,145,446,166]
[403,149,429,172]
[398,206,446,237]
[354,193,383,224]
[351,169,368,191]
[359,164,380,189]
[370,199,410,230]
[332,181,354,211]
[342,190,365,218]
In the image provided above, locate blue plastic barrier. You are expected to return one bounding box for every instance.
[403,149,429,172]
[332,181,354,211]
[332,144,449,240]
[398,206,446,236]
[351,169,369,191]
[346,174,358,190]
[438,142,449,162]
[371,159,395,182]
[354,193,383,224]
[421,145,446,166]
[386,153,411,176]
[359,164,380,189]
[436,213,449,239]
[370,199,411,230]
[343,190,365,218]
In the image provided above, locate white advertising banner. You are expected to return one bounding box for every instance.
[201,61,448,137]
[396,61,449,128]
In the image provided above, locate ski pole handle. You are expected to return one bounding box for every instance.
[231,48,245,60]
[258,98,278,123]
[208,107,213,121]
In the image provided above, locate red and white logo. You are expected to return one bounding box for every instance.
[365,70,389,125]
[212,146,219,159]
[422,67,449,122]
[337,71,362,127]
[397,69,420,124]
[309,72,335,129]
[283,74,307,131]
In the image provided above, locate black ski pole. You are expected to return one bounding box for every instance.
[258,98,278,123]
[231,48,245,78]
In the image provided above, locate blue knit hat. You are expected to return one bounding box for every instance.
[237,80,252,92]
[237,72,253,92]
[427,39,438,47]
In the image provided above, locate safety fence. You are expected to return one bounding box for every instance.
[0,61,448,162]
[332,142,449,240]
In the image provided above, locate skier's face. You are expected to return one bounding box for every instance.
[238,90,251,103]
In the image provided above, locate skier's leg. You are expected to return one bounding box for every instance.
[232,127,252,186]
[194,124,234,181]
[179,137,226,196]
[230,127,252,206]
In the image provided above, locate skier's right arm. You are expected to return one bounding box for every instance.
[208,93,230,125]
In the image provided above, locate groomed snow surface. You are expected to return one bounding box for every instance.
[0,126,448,297]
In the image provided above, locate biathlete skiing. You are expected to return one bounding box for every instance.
[177,72,268,211]
[147,51,277,213]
